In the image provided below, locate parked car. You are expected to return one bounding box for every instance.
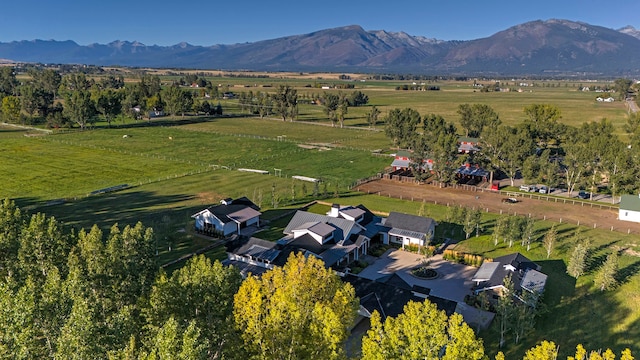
[520,185,531,192]
[578,190,589,199]
[539,186,549,194]
[529,185,538,193]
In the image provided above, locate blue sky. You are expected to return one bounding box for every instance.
[1,0,638,46]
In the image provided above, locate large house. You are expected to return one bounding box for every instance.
[382,212,436,248]
[619,194,640,223]
[390,150,433,172]
[471,253,547,302]
[192,197,261,236]
[226,204,388,273]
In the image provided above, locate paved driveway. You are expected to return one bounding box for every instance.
[358,249,476,303]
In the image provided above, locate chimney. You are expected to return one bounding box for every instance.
[220,198,233,205]
[329,204,340,218]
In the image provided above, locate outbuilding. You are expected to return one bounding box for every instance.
[619,194,640,223]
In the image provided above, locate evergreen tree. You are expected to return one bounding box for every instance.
[594,252,618,291]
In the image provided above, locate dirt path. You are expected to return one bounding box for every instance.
[356,179,640,235]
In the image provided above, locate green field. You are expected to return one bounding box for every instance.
[2,74,639,358]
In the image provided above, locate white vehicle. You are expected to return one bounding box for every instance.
[539,186,548,194]
[520,185,531,192]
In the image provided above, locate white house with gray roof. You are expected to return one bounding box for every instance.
[619,194,640,223]
[382,212,436,248]
[192,197,261,236]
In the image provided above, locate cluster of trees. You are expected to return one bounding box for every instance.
[0,198,486,359]
[383,102,640,198]
[566,230,620,291]
[0,67,225,129]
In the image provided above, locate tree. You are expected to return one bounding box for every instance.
[463,208,482,239]
[614,78,633,100]
[457,103,500,137]
[136,318,209,360]
[542,225,556,259]
[521,216,535,251]
[493,216,508,246]
[20,84,54,119]
[366,105,380,128]
[63,90,95,130]
[523,340,558,360]
[233,252,358,360]
[523,104,564,148]
[1,95,21,123]
[273,85,297,121]
[322,92,340,126]
[594,252,618,291]
[0,67,18,96]
[481,124,535,186]
[496,276,514,347]
[348,90,368,106]
[567,238,590,279]
[421,113,461,183]
[361,300,485,360]
[163,85,193,118]
[384,107,421,149]
[95,89,122,127]
[337,92,349,128]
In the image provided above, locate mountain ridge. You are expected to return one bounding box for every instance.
[1,19,639,76]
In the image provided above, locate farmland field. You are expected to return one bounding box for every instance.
[1,73,639,358]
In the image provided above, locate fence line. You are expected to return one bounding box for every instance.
[358,190,636,235]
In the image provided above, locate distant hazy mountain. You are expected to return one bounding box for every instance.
[1,19,639,76]
[619,25,640,40]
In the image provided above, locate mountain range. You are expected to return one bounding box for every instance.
[1,19,640,76]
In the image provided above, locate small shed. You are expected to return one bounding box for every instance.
[619,194,640,223]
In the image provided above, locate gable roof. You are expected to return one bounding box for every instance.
[473,252,544,293]
[620,194,640,212]
[384,212,435,235]
[284,210,362,241]
[192,196,261,224]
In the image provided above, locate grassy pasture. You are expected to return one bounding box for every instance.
[209,77,629,134]
[2,72,639,357]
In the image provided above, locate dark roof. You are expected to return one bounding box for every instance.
[289,233,331,255]
[384,212,435,235]
[194,196,261,224]
[284,211,361,241]
[474,252,542,293]
[343,274,423,319]
[235,237,281,262]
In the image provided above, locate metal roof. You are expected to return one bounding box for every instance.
[471,262,499,282]
[620,194,640,212]
[284,211,360,241]
[384,212,435,235]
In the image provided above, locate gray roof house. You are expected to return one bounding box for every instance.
[383,212,436,248]
[192,197,261,236]
[472,253,547,302]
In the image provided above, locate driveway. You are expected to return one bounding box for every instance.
[358,249,476,303]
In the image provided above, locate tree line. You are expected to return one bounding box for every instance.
[384,102,640,199]
[0,67,226,129]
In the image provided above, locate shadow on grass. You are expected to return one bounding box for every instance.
[616,258,640,285]
[485,259,638,359]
